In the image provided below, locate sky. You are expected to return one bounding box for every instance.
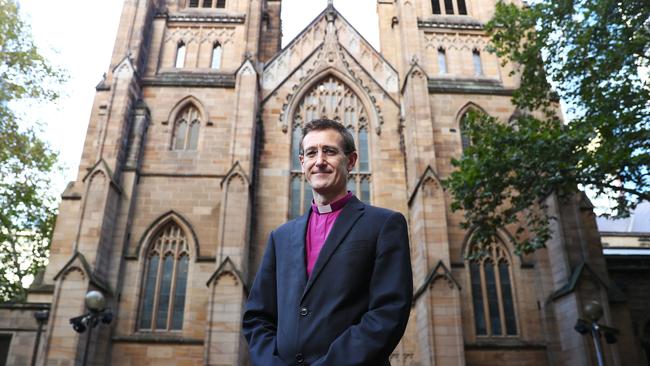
[17,0,379,195]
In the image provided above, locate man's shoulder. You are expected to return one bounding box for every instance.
[270,216,302,238]
[361,202,405,221]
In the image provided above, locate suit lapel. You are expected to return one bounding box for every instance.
[300,197,365,302]
[290,211,309,291]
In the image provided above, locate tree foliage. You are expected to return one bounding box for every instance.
[0,0,65,302]
[444,0,649,255]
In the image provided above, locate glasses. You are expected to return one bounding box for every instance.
[301,146,344,160]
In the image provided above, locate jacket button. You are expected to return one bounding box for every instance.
[296,353,304,363]
[299,306,309,316]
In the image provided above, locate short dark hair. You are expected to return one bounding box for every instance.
[300,119,356,155]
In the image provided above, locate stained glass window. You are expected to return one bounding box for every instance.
[139,222,190,331]
[468,241,518,337]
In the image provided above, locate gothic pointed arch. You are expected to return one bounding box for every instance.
[460,226,517,262]
[137,217,192,331]
[456,102,487,152]
[220,161,251,189]
[280,68,382,135]
[408,165,443,207]
[52,251,112,295]
[206,256,248,294]
[413,260,461,302]
[81,159,121,193]
[401,61,430,95]
[166,96,208,150]
[136,211,201,261]
[286,72,374,218]
[464,234,519,337]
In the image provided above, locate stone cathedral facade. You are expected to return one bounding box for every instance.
[1,0,646,365]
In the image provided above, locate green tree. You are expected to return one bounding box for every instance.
[444,0,649,255]
[0,0,65,302]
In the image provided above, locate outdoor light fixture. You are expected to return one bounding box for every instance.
[573,300,620,366]
[31,310,49,366]
[69,290,113,365]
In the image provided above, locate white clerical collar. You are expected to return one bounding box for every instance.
[316,204,333,214]
[311,192,354,215]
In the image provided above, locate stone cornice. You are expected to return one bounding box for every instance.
[418,16,484,30]
[0,303,50,311]
[465,341,547,350]
[428,77,514,95]
[142,73,236,88]
[157,12,245,25]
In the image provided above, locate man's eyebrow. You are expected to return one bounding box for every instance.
[304,144,340,150]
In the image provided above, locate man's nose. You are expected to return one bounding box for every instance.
[315,150,328,166]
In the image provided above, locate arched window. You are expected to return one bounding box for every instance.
[472,49,483,75]
[211,43,222,69]
[457,0,468,15]
[175,42,186,68]
[289,77,372,219]
[468,241,518,337]
[139,222,190,331]
[437,47,447,75]
[432,0,467,15]
[460,112,472,152]
[173,105,201,150]
[431,0,441,14]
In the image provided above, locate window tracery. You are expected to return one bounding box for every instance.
[173,105,201,150]
[139,222,190,331]
[468,241,518,337]
[289,77,372,219]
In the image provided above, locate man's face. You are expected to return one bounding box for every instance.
[300,129,357,199]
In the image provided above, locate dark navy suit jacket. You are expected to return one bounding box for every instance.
[242,196,413,366]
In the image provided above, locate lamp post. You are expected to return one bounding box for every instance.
[574,300,620,366]
[69,291,113,366]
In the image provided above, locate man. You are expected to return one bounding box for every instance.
[242,119,412,365]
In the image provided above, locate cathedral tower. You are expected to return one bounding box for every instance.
[1,0,641,365]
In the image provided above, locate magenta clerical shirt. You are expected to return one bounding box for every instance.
[305,191,354,277]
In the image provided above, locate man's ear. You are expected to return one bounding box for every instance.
[299,154,305,173]
[346,151,358,172]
